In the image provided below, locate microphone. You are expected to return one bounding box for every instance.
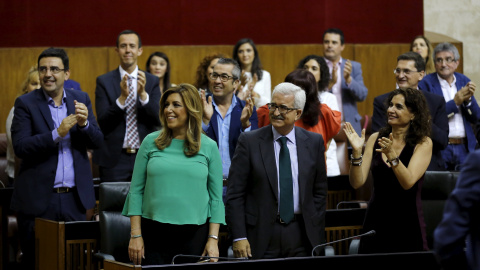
[311,230,376,256]
[171,254,248,264]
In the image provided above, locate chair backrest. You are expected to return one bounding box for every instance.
[421,171,459,249]
[98,182,131,263]
[325,208,366,255]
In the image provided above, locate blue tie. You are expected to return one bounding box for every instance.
[278,136,294,224]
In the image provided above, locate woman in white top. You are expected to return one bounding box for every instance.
[233,38,271,107]
[298,55,341,176]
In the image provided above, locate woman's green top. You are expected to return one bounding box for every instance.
[122,131,225,225]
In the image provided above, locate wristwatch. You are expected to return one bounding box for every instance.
[388,157,400,167]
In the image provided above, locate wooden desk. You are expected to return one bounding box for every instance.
[35,218,100,270]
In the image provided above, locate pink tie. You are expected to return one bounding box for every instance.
[126,76,140,149]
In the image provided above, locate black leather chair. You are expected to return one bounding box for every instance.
[95,182,131,265]
[421,170,459,249]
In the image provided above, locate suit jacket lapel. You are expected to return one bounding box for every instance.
[36,89,55,130]
[112,69,122,102]
[259,126,279,200]
[432,74,444,96]
[295,127,309,204]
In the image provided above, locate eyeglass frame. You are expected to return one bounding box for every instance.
[209,72,237,82]
[38,66,66,75]
[267,103,298,114]
[434,57,456,64]
[393,68,420,76]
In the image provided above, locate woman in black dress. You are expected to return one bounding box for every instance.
[344,88,433,253]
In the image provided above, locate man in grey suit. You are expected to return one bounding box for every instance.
[226,82,327,259]
[323,28,368,135]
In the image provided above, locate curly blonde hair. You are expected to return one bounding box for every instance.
[155,83,203,156]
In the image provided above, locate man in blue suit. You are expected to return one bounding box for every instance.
[418,42,480,171]
[434,149,480,270]
[371,52,448,171]
[93,30,160,182]
[200,58,257,197]
[323,28,368,136]
[11,48,103,269]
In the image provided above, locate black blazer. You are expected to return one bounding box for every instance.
[371,90,448,171]
[11,88,103,216]
[93,69,160,168]
[226,126,327,258]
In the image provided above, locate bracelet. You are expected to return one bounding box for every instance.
[351,159,362,166]
[131,234,142,239]
[208,235,218,240]
[79,120,88,128]
[350,154,363,161]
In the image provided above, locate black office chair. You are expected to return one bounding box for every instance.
[94,182,132,265]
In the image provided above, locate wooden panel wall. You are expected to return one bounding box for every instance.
[0,43,462,134]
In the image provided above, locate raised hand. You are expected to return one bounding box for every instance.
[119,74,130,105]
[343,122,365,152]
[74,100,88,127]
[137,70,147,101]
[200,89,213,125]
[343,60,352,84]
[57,114,78,137]
[240,97,253,129]
[329,64,338,89]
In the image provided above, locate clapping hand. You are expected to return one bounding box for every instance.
[200,89,213,125]
[344,122,365,152]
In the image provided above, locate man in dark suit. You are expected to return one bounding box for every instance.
[434,149,480,270]
[11,47,103,269]
[226,82,327,259]
[418,42,480,171]
[371,52,448,171]
[93,29,160,182]
[200,58,257,197]
[323,28,368,136]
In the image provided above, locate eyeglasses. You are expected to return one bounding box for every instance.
[435,57,456,64]
[393,68,418,76]
[39,66,66,74]
[209,72,236,82]
[267,103,297,114]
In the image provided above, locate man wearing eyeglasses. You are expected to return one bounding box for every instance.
[371,51,448,171]
[11,47,103,269]
[226,82,327,259]
[93,29,161,182]
[199,58,258,202]
[419,42,480,171]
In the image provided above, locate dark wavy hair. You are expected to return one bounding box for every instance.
[284,69,322,126]
[232,38,264,81]
[379,88,431,146]
[297,55,330,92]
[194,53,225,90]
[146,51,171,91]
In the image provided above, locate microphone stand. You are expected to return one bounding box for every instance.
[311,230,376,256]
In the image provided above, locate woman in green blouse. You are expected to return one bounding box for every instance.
[122,83,225,265]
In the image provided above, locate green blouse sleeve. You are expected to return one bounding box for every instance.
[121,134,152,216]
[206,138,226,225]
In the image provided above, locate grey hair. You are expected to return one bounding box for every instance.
[272,82,306,111]
[434,42,460,61]
[215,58,241,80]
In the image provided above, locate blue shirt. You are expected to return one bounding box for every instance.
[202,95,251,178]
[44,89,89,188]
